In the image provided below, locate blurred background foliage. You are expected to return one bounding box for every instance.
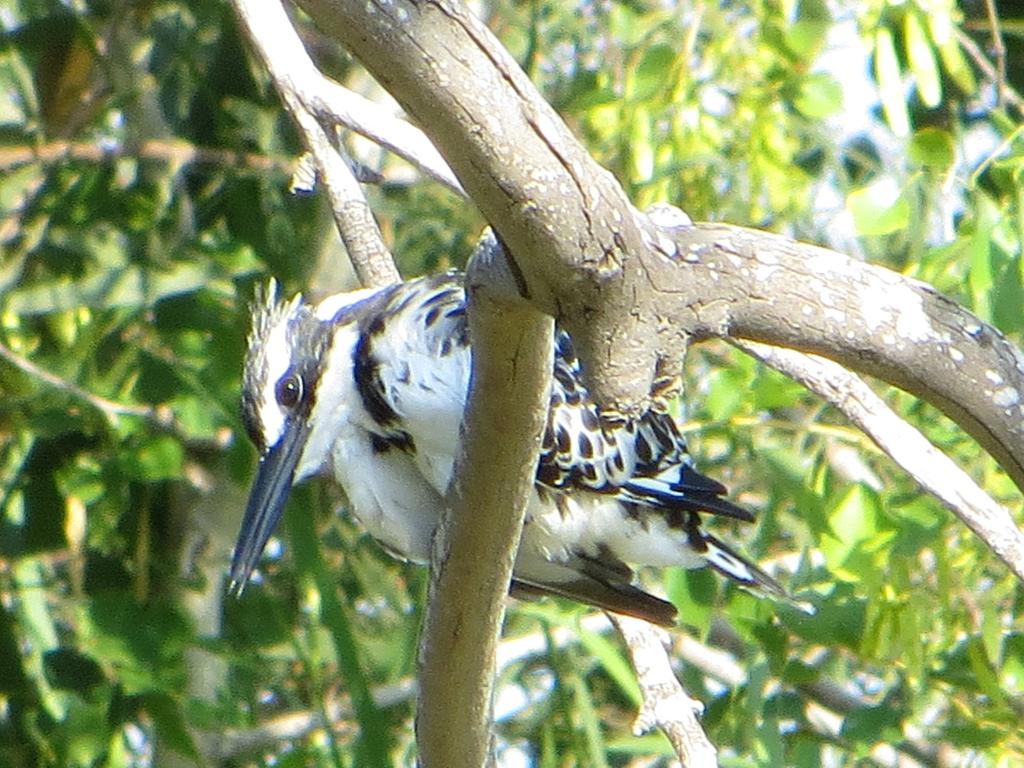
[1,0,1022,765]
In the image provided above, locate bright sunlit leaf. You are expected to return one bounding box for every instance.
[847,179,912,235]
[874,26,911,136]
[905,11,942,107]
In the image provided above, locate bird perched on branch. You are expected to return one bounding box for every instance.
[230,272,793,626]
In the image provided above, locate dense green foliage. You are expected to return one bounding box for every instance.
[1,0,1022,765]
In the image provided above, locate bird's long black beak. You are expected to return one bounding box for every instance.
[229,418,310,596]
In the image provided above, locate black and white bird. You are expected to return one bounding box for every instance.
[230,272,791,626]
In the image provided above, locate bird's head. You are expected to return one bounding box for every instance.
[229,280,329,595]
[230,279,388,595]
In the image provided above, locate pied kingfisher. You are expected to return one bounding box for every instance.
[230,272,790,625]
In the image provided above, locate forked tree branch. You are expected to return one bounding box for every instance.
[295,0,1024,497]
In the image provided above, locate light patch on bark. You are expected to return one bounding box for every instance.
[823,307,847,324]
[753,262,780,282]
[993,387,1021,407]
[860,284,937,342]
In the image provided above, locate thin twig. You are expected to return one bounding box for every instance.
[230,0,400,288]
[206,678,417,761]
[0,339,156,425]
[307,79,463,196]
[0,340,234,454]
[981,0,1007,109]
[955,28,1023,115]
[732,340,1024,583]
[609,614,718,768]
[0,139,295,175]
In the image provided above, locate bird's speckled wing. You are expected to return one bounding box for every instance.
[536,331,754,523]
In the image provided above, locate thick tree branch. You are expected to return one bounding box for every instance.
[417,241,553,767]
[649,221,1024,497]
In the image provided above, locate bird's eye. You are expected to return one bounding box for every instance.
[276,374,303,409]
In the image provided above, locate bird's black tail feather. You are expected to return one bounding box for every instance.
[703,533,813,613]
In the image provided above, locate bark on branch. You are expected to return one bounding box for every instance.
[417,242,554,767]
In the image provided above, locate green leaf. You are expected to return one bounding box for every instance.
[909,127,955,169]
[904,11,941,107]
[819,485,882,578]
[145,692,200,761]
[752,365,807,410]
[0,46,38,123]
[4,263,216,316]
[577,626,641,707]
[992,248,1024,334]
[785,588,866,650]
[287,489,393,768]
[605,734,674,756]
[43,648,105,694]
[874,26,910,137]
[82,596,190,694]
[608,4,650,48]
[665,567,715,636]
[780,659,819,685]
[630,106,654,181]
[785,20,831,60]
[941,723,1004,749]
[171,395,224,442]
[968,206,996,321]
[61,695,114,768]
[841,703,903,743]
[981,600,1004,666]
[937,37,977,95]
[631,44,676,101]
[13,558,71,720]
[129,435,184,482]
[967,639,1008,706]
[794,73,843,119]
[847,179,911,236]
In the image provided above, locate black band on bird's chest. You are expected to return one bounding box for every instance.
[353,331,415,454]
[352,321,400,428]
[369,430,415,454]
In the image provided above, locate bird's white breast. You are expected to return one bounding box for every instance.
[296,317,457,562]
